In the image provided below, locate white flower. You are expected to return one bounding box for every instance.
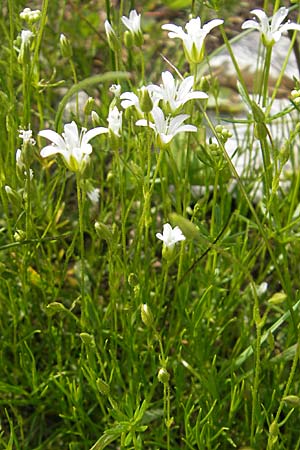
[39,121,108,172]
[87,188,100,205]
[156,223,186,249]
[147,71,208,113]
[122,10,141,34]
[241,7,300,46]
[121,10,143,45]
[107,106,122,137]
[109,84,121,97]
[21,29,34,45]
[19,128,35,145]
[136,106,197,146]
[162,17,223,64]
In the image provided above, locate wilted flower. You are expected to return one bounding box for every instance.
[162,17,223,64]
[121,9,143,46]
[136,106,197,146]
[241,7,300,47]
[147,71,208,113]
[39,121,108,173]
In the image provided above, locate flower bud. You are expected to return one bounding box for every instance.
[105,20,120,52]
[14,229,26,241]
[84,97,95,116]
[283,395,300,407]
[80,332,96,348]
[124,30,134,48]
[96,378,110,396]
[158,368,170,384]
[60,34,73,58]
[20,7,41,23]
[139,87,153,114]
[95,221,113,245]
[128,273,139,287]
[141,304,154,328]
[91,111,100,127]
[18,30,33,64]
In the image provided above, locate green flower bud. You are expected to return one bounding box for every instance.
[105,20,120,52]
[60,34,73,58]
[124,30,134,48]
[80,332,96,348]
[158,368,170,384]
[283,395,300,407]
[96,378,110,396]
[139,87,153,114]
[141,304,154,328]
[84,97,95,117]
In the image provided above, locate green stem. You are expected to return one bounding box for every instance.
[261,46,272,108]
[76,173,86,328]
[267,330,300,449]
[250,286,263,447]
[201,108,298,335]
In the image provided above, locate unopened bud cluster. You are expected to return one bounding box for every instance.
[215,125,232,144]
[291,89,300,105]
[20,7,41,23]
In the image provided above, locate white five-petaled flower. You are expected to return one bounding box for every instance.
[147,71,208,113]
[136,106,197,146]
[162,17,223,64]
[156,223,186,250]
[39,121,108,173]
[107,106,122,137]
[241,7,300,47]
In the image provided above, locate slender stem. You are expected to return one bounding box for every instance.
[76,173,86,328]
[201,108,297,334]
[250,286,263,447]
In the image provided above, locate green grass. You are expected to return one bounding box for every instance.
[1,1,300,449]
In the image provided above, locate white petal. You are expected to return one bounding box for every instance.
[135,119,148,127]
[271,7,288,31]
[202,18,224,34]
[175,124,197,134]
[152,107,166,132]
[40,145,64,157]
[241,20,261,31]
[38,129,66,148]
[82,127,108,145]
[161,23,184,36]
[280,22,300,34]
[168,114,190,133]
